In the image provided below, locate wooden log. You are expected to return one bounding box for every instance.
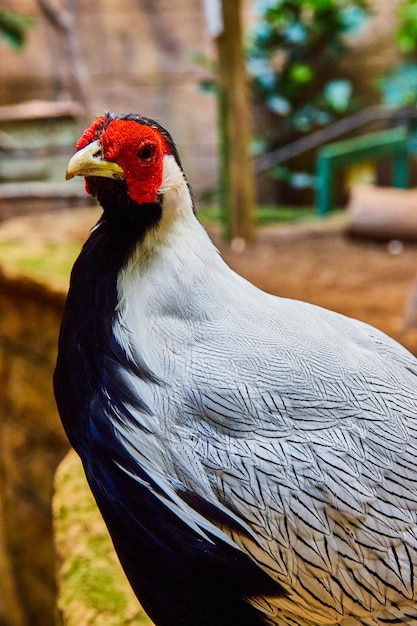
[0,99,83,122]
[346,184,417,241]
[0,181,87,199]
[0,181,93,221]
[403,271,417,331]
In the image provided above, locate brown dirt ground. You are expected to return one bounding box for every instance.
[2,207,417,355]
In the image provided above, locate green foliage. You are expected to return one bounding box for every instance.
[377,1,417,107]
[248,0,371,188]
[378,62,417,107]
[396,0,417,54]
[0,8,33,49]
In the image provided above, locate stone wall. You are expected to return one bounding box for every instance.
[0,271,69,626]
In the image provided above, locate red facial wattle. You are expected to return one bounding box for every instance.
[76,115,107,151]
[77,118,171,205]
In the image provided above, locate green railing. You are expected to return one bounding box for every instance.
[315,126,412,216]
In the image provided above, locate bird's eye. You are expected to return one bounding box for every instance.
[137,144,156,162]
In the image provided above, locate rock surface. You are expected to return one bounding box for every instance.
[54,451,152,626]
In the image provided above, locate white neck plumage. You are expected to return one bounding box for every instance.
[122,154,218,276]
[113,153,228,378]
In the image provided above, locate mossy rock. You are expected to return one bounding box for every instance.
[54,450,153,626]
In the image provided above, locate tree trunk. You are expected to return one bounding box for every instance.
[216,0,255,243]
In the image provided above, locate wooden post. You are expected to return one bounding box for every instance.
[216,0,255,243]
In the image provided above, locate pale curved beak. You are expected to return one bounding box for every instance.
[65,140,125,181]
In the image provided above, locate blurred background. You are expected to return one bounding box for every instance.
[2,1,417,625]
[3,0,417,212]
